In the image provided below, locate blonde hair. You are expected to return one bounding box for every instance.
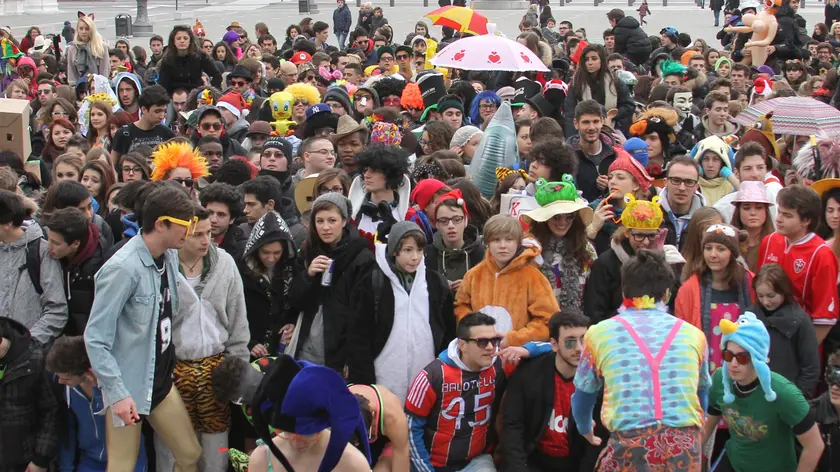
[75,16,106,59]
[483,214,524,244]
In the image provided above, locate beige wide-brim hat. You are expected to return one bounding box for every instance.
[295,174,319,215]
[330,114,369,143]
[521,199,593,226]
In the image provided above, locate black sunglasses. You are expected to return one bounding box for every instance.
[462,336,503,349]
[171,177,195,188]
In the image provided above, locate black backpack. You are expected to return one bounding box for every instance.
[18,238,43,295]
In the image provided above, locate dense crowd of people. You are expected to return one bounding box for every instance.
[5,0,840,470]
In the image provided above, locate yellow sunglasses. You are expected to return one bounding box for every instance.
[157,216,199,235]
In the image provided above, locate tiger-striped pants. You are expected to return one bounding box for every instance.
[173,353,230,434]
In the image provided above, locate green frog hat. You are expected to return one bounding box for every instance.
[521,175,593,225]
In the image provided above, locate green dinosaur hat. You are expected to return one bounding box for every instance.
[521,175,593,225]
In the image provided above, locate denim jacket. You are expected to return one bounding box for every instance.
[84,235,180,417]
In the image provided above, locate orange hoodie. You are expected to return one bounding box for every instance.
[454,240,559,346]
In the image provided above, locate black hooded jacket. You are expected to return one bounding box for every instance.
[62,223,108,336]
[157,52,223,96]
[612,16,652,66]
[772,4,804,61]
[288,226,376,374]
[237,211,299,355]
[0,318,59,470]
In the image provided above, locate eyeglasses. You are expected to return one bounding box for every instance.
[37,89,52,95]
[170,177,195,188]
[122,166,142,175]
[308,148,336,157]
[396,54,410,60]
[479,103,497,111]
[437,215,465,226]
[157,215,199,235]
[201,122,223,131]
[722,349,752,365]
[319,185,345,195]
[230,79,249,87]
[667,176,698,188]
[629,231,658,242]
[295,99,309,106]
[51,110,69,117]
[462,336,503,349]
[380,55,394,62]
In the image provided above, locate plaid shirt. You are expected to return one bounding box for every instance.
[0,340,60,470]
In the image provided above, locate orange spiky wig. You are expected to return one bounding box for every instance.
[151,141,210,181]
[400,82,424,110]
[285,83,321,108]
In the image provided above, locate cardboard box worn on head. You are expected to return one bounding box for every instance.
[0,98,32,160]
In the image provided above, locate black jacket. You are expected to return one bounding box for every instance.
[612,16,652,66]
[813,392,840,471]
[0,318,59,471]
[827,4,840,29]
[501,353,608,472]
[754,302,821,397]
[61,223,107,336]
[219,224,248,259]
[346,263,456,385]
[156,53,222,96]
[288,228,376,374]
[237,211,299,355]
[583,238,632,323]
[772,5,805,62]
[566,133,618,202]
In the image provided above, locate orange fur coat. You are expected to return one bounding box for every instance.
[454,242,559,346]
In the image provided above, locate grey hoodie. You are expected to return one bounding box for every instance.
[0,223,68,344]
[424,225,485,283]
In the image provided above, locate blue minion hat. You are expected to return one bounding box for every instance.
[252,355,372,472]
[719,312,776,404]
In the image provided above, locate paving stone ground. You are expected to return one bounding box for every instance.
[6,0,828,56]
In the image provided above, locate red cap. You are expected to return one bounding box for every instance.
[291,51,312,65]
[410,178,447,211]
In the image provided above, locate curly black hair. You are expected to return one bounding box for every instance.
[356,145,410,190]
[199,182,244,220]
[372,77,406,101]
[530,138,578,181]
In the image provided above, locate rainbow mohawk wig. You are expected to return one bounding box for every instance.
[151,141,210,181]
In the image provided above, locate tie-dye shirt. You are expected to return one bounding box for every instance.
[574,308,711,432]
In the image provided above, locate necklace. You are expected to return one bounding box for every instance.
[179,255,202,273]
[734,380,758,395]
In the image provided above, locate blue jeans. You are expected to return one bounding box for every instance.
[713,9,721,25]
[459,454,497,471]
[337,31,348,50]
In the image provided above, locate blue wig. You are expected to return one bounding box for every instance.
[470,90,501,127]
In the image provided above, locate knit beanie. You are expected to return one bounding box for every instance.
[622,137,649,167]
[262,136,293,160]
[410,178,447,210]
[608,148,653,193]
[436,94,464,115]
[720,311,777,403]
[386,221,424,257]
[313,192,351,221]
[218,92,248,119]
[702,223,740,257]
[450,126,482,149]
[715,57,734,72]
